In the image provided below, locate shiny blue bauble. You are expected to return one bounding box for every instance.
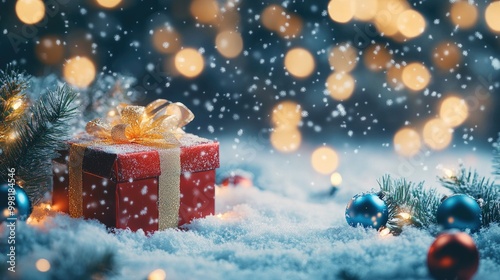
[1,182,32,223]
[345,193,388,230]
[437,194,481,233]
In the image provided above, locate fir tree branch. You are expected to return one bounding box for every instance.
[439,168,500,226]
[0,67,29,139]
[0,84,79,205]
[379,176,442,233]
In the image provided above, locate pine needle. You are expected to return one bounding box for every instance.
[0,67,29,138]
[379,176,442,233]
[0,84,78,205]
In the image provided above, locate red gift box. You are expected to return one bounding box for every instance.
[52,152,70,213]
[53,100,219,232]
[52,133,219,232]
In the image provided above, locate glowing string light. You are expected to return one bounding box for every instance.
[11,99,23,111]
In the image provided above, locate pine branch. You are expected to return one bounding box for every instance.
[0,67,29,138]
[28,74,139,133]
[379,176,442,233]
[439,168,500,226]
[0,84,79,205]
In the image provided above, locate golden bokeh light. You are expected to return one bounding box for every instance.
[277,13,303,39]
[380,0,409,14]
[401,62,431,91]
[485,2,500,33]
[152,27,181,54]
[450,1,478,29]
[218,9,241,31]
[386,64,405,90]
[63,56,96,88]
[15,0,45,24]
[374,0,409,37]
[330,172,343,186]
[364,44,392,72]
[374,14,399,37]
[393,128,421,157]
[326,72,355,101]
[432,42,461,70]
[284,48,315,78]
[271,101,302,128]
[96,0,121,8]
[311,146,339,174]
[261,5,302,38]
[174,48,205,78]
[35,36,64,65]
[328,0,355,23]
[190,0,219,24]
[439,96,468,127]
[261,5,285,31]
[397,10,426,38]
[423,118,453,151]
[148,269,167,280]
[215,31,243,58]
[328,43,358,73]
[353,0,378,21]
[35,258,51,272]
[270,126,302,153]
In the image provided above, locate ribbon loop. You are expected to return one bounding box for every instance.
[85,118,112,139]
[86,99,194,146]
[111,124,131,143]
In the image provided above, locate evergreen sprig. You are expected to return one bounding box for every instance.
[0,67,28,138]
[378,176,442,233]
[439,168,500,226]
[0,84,78,205]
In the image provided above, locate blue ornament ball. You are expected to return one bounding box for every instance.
[437,194,481,233]
[1,182,32,223]
[345,193,388,230]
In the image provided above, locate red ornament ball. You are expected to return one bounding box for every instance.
[427,232,479,280]
[220,174,253,188]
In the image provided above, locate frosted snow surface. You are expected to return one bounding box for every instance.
[1,140,499,280]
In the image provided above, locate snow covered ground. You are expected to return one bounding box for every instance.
[1,140,499,280]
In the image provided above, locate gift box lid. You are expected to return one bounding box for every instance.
[179,133,220,173]
[53,133,96,164]
[80,133,219,182]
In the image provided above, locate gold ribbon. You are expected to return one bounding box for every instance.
[85,99,194,146]
[69,142,88,218]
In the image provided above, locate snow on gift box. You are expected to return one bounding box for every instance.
[52,99,219,232]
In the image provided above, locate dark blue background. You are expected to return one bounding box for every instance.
[1,0,499,147]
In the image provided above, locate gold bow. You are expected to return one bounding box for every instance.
[86,99,194,146]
